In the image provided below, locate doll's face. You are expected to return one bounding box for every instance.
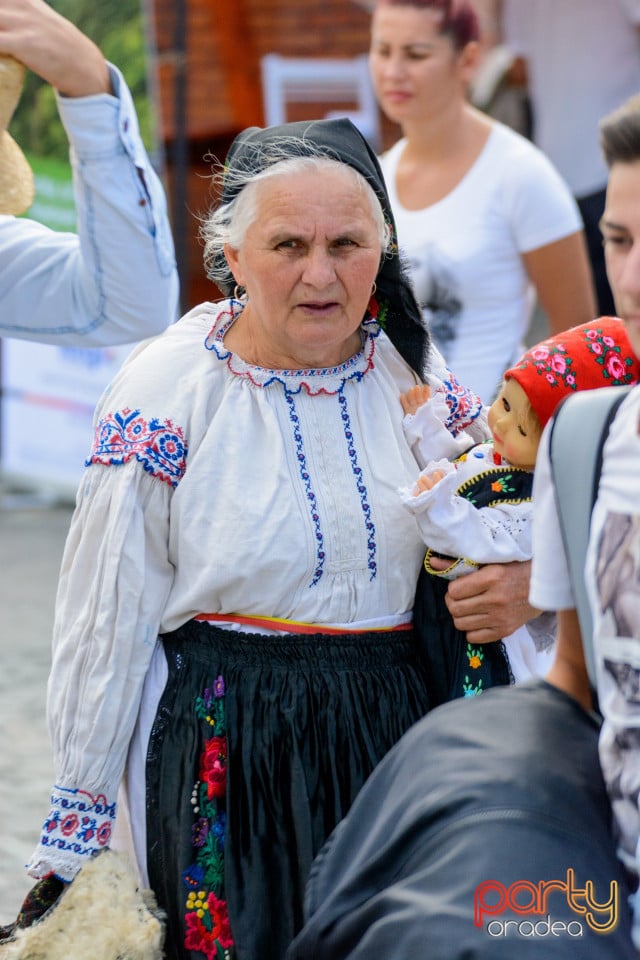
[487,379,541,470]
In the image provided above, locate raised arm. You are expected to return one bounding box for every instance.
[0,0,179,346]
[0,0,110,96]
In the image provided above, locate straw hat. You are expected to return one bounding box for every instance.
[0,54,35,216]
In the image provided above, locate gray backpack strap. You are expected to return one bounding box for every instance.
[548,386,631,692]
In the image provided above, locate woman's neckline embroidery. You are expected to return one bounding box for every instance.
[203,300,380,396]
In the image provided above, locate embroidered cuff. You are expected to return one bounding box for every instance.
[27,785,117,882]
[430,370,483,435]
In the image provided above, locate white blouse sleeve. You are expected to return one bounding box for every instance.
[27,461,174,882]
[530,421,575,610]
[402,391,479,468]
[424,344,491,447]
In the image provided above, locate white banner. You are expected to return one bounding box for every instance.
[1,341,133,493]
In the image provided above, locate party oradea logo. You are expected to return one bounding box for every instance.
[474,869,618,939]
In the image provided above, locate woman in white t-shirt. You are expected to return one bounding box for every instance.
[369,0,596,403]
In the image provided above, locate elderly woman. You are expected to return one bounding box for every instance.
[9,119,527,960]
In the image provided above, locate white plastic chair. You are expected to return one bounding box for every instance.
[260,53,381,150]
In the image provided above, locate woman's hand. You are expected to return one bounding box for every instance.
[0,0,111,96]
[442,560,537,644]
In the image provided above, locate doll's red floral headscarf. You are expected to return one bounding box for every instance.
[505,317,640,428]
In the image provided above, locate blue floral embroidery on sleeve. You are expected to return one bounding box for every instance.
[86,407,187,488]
[439,369,483,435]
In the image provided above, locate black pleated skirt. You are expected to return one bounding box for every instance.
[145,620,430,960]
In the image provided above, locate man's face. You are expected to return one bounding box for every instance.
[601,160,640,358]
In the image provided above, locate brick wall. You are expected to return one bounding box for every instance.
[151,0,386,140]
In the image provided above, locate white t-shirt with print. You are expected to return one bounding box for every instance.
[380,123,582,404]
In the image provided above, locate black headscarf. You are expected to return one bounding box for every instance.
[215,117,430,376]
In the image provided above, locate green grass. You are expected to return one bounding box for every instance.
[22,152,75,232]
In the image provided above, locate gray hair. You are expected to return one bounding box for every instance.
[202,149,392,293]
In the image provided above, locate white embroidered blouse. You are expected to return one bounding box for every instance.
[28,299,486,882]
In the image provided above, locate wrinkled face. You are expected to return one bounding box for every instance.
[487,378,541,470]
[601,160,640,359]
[369,4,474,126]
[224,166,383,369]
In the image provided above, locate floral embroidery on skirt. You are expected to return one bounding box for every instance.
[182,677,235,960]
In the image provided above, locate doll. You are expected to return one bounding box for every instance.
[402,317,640,702]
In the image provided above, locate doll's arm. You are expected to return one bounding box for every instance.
[414,468,448,494]
[402,387,477,468]
[400,384,432,417]
[401,465,532,566]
